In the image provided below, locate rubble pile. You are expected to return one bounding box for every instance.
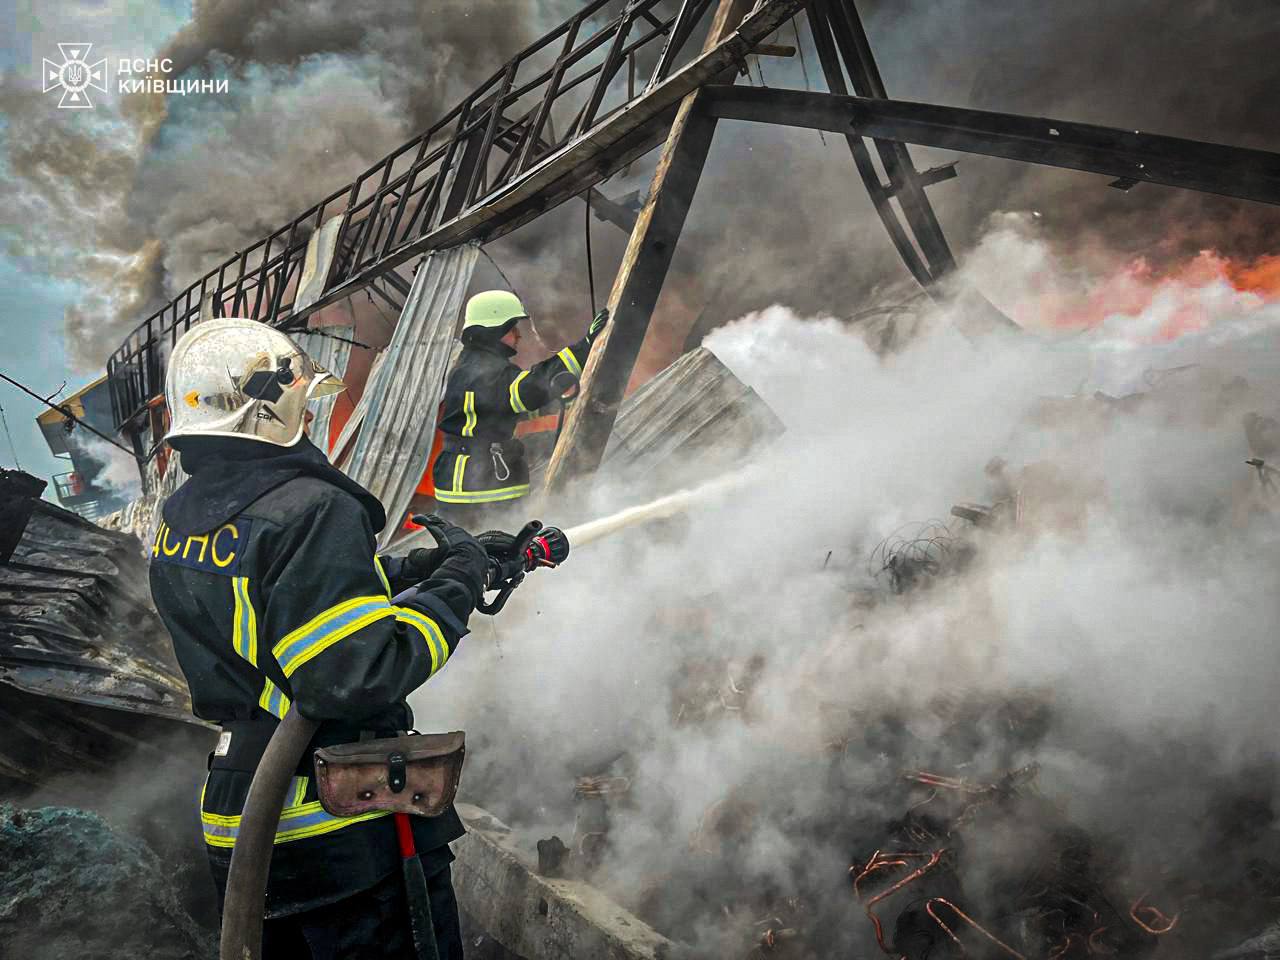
[0,476,213,795]
[458,371,1280,960]
[511,685,1280,960]
[0,805,215,960]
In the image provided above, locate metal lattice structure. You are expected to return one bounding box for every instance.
[106,0,806,430]
[106,0,1280,467]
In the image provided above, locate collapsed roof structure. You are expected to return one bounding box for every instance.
[96,0,1280,529]
[7,1,1280,957]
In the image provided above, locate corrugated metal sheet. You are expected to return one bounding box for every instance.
[596,346,784,492]
[1,498,196,721]
[0,496,209,790]
[300,324,354,454]
[341,243,480,546]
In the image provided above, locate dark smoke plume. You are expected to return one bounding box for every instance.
[2,1,1278,367]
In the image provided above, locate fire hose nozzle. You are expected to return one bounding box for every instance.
[473,520,570,615]
[526,525,570,569]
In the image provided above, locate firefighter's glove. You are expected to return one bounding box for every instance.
[379,546,444,594]
[477,529,523,590]
[410,514,488,608]
[586,308,610,343]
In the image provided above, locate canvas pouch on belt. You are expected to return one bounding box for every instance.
[313,732,465,817]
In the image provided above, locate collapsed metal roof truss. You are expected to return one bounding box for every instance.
[106,0,1280,435]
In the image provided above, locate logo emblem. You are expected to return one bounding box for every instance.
[43,43,107,109]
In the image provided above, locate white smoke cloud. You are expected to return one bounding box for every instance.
[409,219,1280,954]
[77,434,142,500]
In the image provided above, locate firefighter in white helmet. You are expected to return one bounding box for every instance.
[150,317,486,958]
[432,290,608,522]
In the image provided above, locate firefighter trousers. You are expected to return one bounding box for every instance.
[260,860,463,960]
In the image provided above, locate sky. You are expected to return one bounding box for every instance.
[0,0,184,482]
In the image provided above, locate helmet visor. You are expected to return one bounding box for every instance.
[309,373,346,398]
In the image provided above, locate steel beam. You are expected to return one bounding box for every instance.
[700,85,1280,207]
[804,2,931,287]
[822,0,957,277]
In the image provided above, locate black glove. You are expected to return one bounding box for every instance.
[476,529,522,589]
[409,514,488,609]
[477,529,516,559]
[379,546,445,594]
[586,308,609,343]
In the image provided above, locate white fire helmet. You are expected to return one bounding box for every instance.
[163,318,345,448]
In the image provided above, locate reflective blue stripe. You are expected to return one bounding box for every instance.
[272,596,394,676]
[558,347,582,377]
[394,607,450,675]
[231,577,257,665]
[259,678,290,718]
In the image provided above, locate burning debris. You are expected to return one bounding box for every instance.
[5,1,1280,958]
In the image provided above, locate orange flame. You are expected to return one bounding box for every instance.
[1015,251,1280,342]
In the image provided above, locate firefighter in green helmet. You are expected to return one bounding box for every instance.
[432,290,608,522]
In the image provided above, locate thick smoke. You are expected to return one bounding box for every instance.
[6,0,1280,371]
[77,434,142,500]
[1,0,580,367]
[410,226,1280,954]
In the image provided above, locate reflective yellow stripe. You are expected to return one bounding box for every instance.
[201,777,388,849]
[394,607,451,675]
[462,391,477,437]
[452,453,469,494]
[558,347,582,377]
[374,556,392,598]
[231,577,257,666]
[272,596,395,677]
[258,677,290,718]
[509,371,531,414]
[433,483,530,504]
[273,807,389,843]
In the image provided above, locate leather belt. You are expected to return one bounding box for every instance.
[210,720,398,775]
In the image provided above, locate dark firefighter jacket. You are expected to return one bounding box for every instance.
[433,333,593,505]
[149,439,472,917]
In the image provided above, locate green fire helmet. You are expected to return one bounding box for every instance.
[463,290,527,333]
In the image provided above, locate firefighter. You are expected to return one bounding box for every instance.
[432,290,608,522]
[149,317,488,959]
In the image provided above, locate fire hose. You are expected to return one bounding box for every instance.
[218,519,568,960]
[221,477,741,959]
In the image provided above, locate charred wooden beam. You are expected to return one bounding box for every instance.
[584,189,640,233]
[700,85,1280,207]
[542,0,756,495]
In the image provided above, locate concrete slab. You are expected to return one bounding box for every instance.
[453,803,685,960]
